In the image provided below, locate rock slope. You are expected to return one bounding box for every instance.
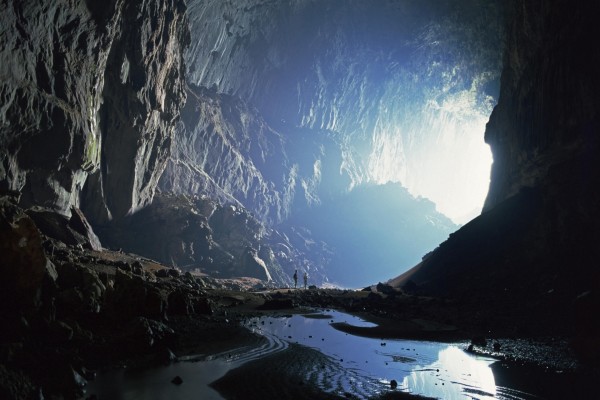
[392,0,600,352]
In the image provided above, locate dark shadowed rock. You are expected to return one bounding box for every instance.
[121,317,175,350]
[168,289,194,316]
[104,269,166,321]
[0,197,57,316]
[376,283,396,295]
[68,207,102,251]
[259,298,296,310]
[193,297,213,315]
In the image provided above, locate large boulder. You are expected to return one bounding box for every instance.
[26,207,101,251]
[240,247,272,282]
[0,197,57,317]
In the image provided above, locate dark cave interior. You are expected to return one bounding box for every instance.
[1,0,599,399]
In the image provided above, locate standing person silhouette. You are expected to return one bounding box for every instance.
[293,269,298,289]
[303,271,308,289]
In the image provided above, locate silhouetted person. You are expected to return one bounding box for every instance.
[293,269,298,288]
[303,271,308,289]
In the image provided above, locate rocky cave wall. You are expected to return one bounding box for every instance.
[0,0,511,289]
[0,0,189,223]
[159,84,366,225]
[11,0,588,289]
[484,0,600,210]
[181,0,503,217]
[395,0,600,311]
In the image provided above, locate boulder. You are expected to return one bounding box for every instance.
[68,207,102,251]
[0,198,57,316]
[26,208,101,251]
[240,248,272,281]
[167,289,194,316]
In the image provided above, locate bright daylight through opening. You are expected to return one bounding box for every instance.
[368,75,495,225]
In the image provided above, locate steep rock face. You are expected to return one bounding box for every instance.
[1,1,120,211]
[159,85,290,223]
[480,0,600,294]
[394,0,600,333]
[83,0,189,223]
[0,0,189,223]
[96,192,333,286]
[484,0,600,210]
[160,85,365,224]
[184,0,503,221]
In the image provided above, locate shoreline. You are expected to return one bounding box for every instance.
[1,239,593,399]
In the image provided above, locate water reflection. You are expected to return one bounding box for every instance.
[402,347,496,399]
[246,311,502,399]
[87,310,540,400]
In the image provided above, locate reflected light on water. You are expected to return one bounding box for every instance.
[248,311,503,399]
[87,310,538,400]
[403,346,496,399]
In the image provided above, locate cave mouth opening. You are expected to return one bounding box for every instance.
[367,77,496,226]
[186,0,503,227]
[172,0,506,286]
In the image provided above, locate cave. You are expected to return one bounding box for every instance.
[1,0,598,399]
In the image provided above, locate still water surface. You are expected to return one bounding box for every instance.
[86,310,541,399]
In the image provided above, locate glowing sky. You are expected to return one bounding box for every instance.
[368,72,495,225]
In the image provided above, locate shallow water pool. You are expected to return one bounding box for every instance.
[242,310,537,399]
[86,310,549,399]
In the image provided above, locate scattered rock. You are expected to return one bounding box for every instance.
[376,282,396,295]
[258,298,295,310]
[168,268,181,278]
[471,337,487,347]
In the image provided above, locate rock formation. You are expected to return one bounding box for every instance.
[0,0,189,223]
[392,0,600,341]
[1,0,599,396]
[1,0,502,287]
[3,0,595,320]
[159,84,292,224]
[182,0,503,222]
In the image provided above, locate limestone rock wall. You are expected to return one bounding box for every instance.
[395,0,600,315]
[484,0,600,209]
[184,0,503,208]
[160,85,364,224]
[0,0,189,222]
[159,85,291,223]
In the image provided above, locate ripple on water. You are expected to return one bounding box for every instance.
[86,310,550,400]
